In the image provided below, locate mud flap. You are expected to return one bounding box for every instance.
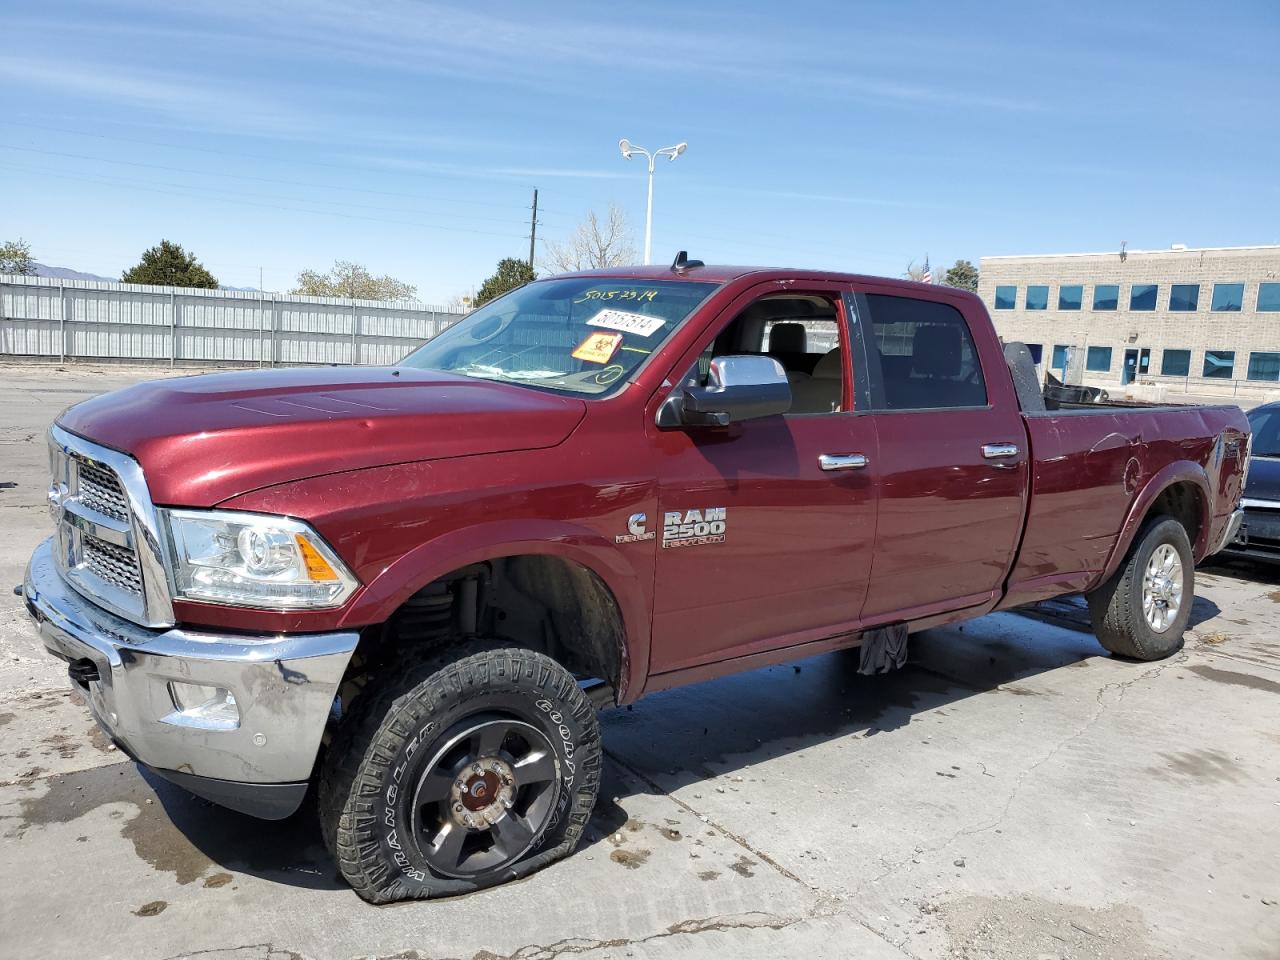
[858,623,908,675]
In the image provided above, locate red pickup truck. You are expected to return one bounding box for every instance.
[24,261,1249,902]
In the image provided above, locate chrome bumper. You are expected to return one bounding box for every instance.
[24,538,358,812]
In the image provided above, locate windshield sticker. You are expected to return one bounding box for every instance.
[588,307,667,338]
[573,288,659,305]
[572,331,623,364]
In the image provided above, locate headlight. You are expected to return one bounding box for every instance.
[161,509,358,609]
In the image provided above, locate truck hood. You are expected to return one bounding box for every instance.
[57,367,587,506]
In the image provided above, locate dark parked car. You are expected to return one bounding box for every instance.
[1224,402,1280,561]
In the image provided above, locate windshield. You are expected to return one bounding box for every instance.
[1248,407,1280,457]
[400,277,719,395]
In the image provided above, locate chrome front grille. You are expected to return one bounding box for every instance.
[73,456,130,522]
[47,426,174,628]
[82,537,144,596]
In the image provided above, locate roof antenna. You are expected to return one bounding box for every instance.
[1119,240,1127,263]
[671,250,704,274]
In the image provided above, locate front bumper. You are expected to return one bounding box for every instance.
[1220,502,1280,563]
[24,538,359,819]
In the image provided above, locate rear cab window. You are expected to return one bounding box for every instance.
[862,294,988,410]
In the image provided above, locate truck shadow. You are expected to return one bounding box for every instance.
[1201,555,1280,586]
[141,609,1151,894]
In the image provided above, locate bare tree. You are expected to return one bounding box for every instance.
[293,260,416,300]
[902,259,929,282]
[541,205,638,274]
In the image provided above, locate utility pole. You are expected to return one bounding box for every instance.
[528,188,539,269]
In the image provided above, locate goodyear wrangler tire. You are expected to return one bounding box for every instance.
[318,645,601,903]
[1086,515,1193,662]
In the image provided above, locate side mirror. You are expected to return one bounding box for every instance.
[659,355,792,428]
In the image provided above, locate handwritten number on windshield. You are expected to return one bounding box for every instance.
[573,289,659,304]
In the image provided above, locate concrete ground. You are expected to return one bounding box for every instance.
[0,362,1278,960]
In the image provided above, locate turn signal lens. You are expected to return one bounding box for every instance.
[296,535,340,581]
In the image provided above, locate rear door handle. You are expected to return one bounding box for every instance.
[982,443,1020,459]
[819,453,869,471]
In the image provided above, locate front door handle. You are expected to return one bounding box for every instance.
[982,443,1020,459]
[819,453,869,471]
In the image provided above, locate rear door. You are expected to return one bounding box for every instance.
[855,286,1029,622]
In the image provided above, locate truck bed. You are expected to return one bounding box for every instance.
[1000,403,1249,608]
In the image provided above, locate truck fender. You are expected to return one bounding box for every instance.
[1095,460,1211,587]
[337,518,649,699]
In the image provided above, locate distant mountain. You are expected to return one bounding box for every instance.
[33,263,117,282]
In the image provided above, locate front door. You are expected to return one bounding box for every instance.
[855,285,1029,621]
[1123,349,1138,385]
[646,283,878,674]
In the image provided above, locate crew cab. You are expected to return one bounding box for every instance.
[23,260,1249,902]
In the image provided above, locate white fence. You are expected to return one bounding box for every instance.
[0,275,466,366]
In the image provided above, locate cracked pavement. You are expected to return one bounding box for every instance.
[1,364,1279,960]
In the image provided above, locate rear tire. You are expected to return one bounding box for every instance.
[1086,515,1193,661]
[318,644,601,903]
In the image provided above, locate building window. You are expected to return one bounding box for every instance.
[1025,285,1048,310]
[1168,284,1199,311]
[1203,350,1235,379]
[1024,343,1043,364]
[1093,284,1119,310]
[994,285,1016,309]
[1161,349,1191,376]
[1248,352,1280,382]
[1259,283,1280,312]
[1086,346,1112,372]
[1058,285,1082,310]
[1051,344,1069,371]
[1211,283,1244,311]
[1130,284,1158,310]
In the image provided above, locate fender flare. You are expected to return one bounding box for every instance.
[337,518,649,700]
[1096,460,1211,586]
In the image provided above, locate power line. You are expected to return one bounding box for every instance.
[0,145,559,228]
[0,120,557,212]
[0,160,534,241]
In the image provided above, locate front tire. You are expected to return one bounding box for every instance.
[318,645,601,903]
[1086,515,1193,661]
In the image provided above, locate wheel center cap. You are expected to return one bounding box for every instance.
[461,771,499,809]
[449,757,517,828]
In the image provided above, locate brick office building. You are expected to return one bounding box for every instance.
[976,245,1280,401]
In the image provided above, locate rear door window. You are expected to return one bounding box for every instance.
[863,294,988,410]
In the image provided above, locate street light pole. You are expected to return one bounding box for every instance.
[619,139,687,265]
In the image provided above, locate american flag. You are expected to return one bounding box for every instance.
[921,256,933,284]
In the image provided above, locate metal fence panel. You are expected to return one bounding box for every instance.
[0,275,464,367]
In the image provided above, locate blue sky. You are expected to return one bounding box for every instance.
[1,0,1277,302]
